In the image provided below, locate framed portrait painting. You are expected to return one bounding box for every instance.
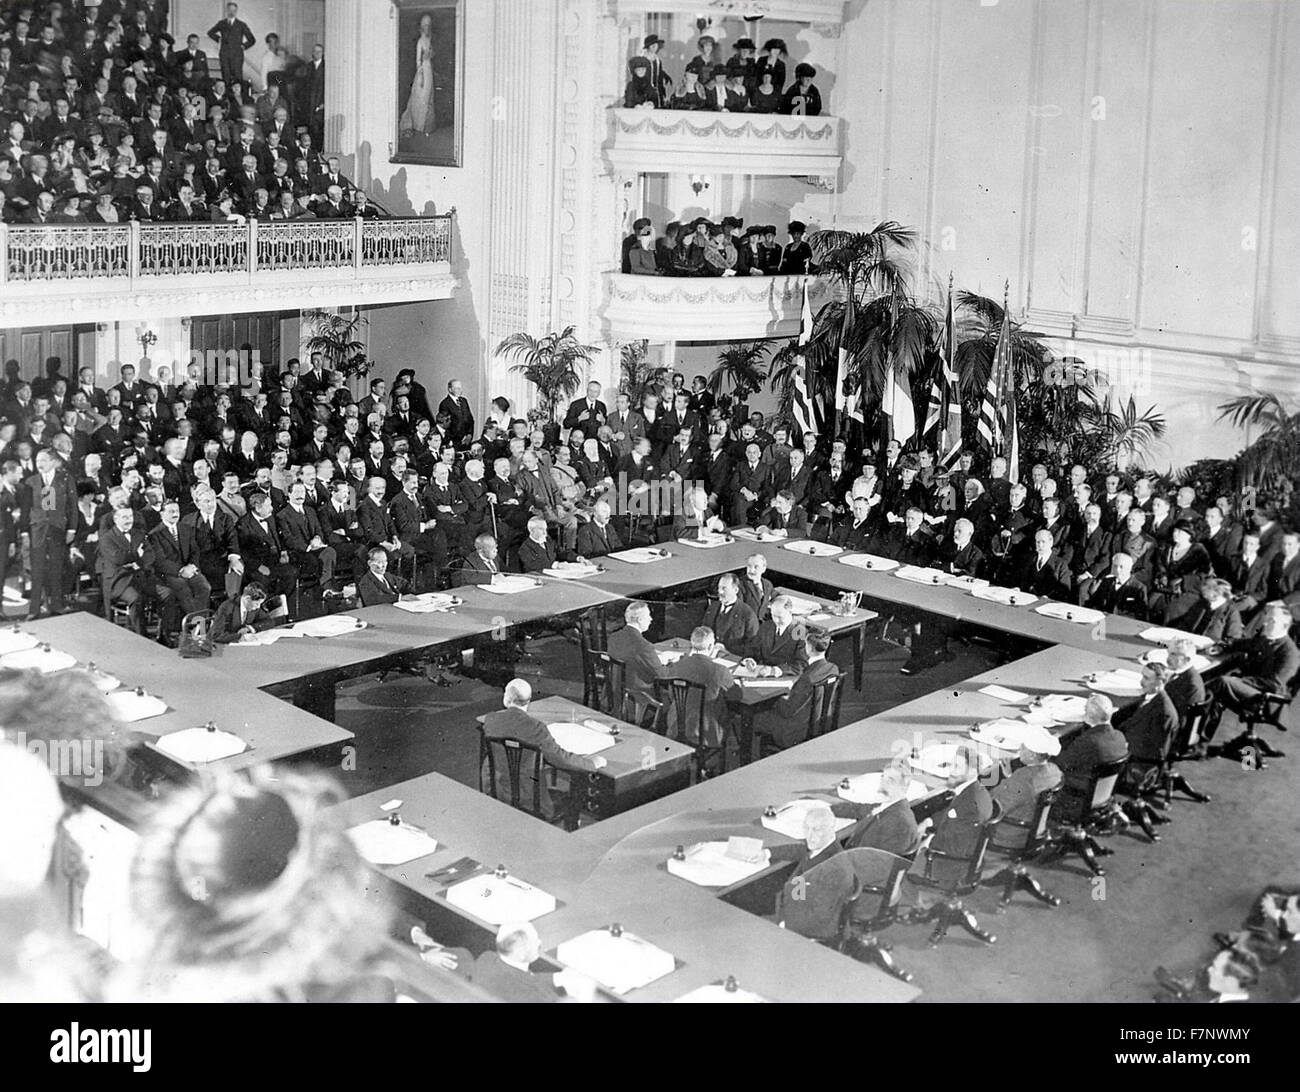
[392,0,463,166]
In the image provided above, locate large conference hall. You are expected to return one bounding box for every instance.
[1,0,1298,1022]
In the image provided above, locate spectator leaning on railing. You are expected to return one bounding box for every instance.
[623,216,814,276]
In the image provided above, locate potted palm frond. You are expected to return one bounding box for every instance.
[709,340,770,423]
[619,339,667,406]
[303,309,371,381]
[495,325,600,425]
[1216,393,1300,517]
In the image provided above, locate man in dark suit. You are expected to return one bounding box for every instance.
[389,470,446,584]
[702,573,759,656]
[1010,529,1073,601]
[1114,662,1179,765]
[208,2,256,87]
[1055,694,1129,818]
[317,479,362,575]
[236,492,297,597]
[20,451,77,619]
[746,594,808,676]
[751,628,838,750]
[456,532,504,586]
[607,601,665,701]
[1169,578,1243,642]
[276,482,337,588]
[562,381,608,435]
[832,495,877,552]
[990,726,1063,852]
[149,499,213,638]
[575,500,624,559]
[0,461,23,613]
[755,489,808,539]
[356,475,412,567]
[517,517,557,573]
[482,678,606,819]
[1205,601,1300,752]
[1069,503,1113,604]
[772,803,855,942]
[356,547,411,607]
[97,506,157,634]
[1164,638,1208,718]
[181,487,245,600]
[473,923,560,1004]
[210,581,279,643]
[662,626,740,751]
[438,379,476,448]
[729,443,772,527]
[1271,532,1300,616]
[736,553,775,620]
[1085,551,1149,619]
[887,506,935,567]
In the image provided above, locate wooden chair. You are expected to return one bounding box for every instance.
[1216,668,1298,768]
[578,606,608,653]
[838,848,915,982]
[621,690,664,733]
[903,801,1004,947]
[581,649,623,714]
[756,670,844,760]
[1161,699,1213,803]
[478,732,582,831]
[985,786,1062,910]
[1041,756,1129,876]
[654,676,722,779]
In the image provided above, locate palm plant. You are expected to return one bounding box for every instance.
[619,339,666,406]
[1216,393,1300,506]
[303,309,370,380]
[1084,392,1167,469]
[708,340,770,420]
[495,325,599,422]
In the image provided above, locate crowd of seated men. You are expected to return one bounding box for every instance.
[622,216,814,276]
[623,34,823,115]
[0,1,367,225]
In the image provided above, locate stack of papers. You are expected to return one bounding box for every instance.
[543,562,601,580]
[478,575,539,594]
[608,547,671,564]
[1025,694,1090,724]
[785,596,823,617]
[666,839,772,888]
[838,553,898,571]
[969,718,1042,752]
[941,574,990,591]
[104,689,168,723]
[346,819,439,866]
[291,615,367,638]
[781,540,842,557]
[546,721,617,756]
[731,528,785,542]
[674,983,767,1003]
[657,649,685,664]
[0,646,77,673]
[0,629,38,655]
[970,585,1038,607]
[392,593,458,614]
[555,929,677,995]
[894,565,950,586]
[907,742,991,780]
[760,799,855,840]
[836,772,928,805]
[1035,603,1106,625]
[675,535,731,549]
[444,873,557,924]
[979,684,1030,703]
[1085,668,1145,698]
[154,725,247,763]
[1139,626,1216,650]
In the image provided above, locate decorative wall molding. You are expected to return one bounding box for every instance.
[611,0,846,25]
[602,272,833,341]
[604,108,843,179]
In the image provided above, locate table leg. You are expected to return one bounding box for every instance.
[854,623,865,691]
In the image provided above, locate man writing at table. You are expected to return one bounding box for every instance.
[481,678,607,820]
[703,573,759,656]
[607,601,665,703]
[211,581,280,643]
[751,628,838,751]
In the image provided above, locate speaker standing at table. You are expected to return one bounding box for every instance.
[751,629,838,751]
[20,450,77,621]
[737,553,775,621]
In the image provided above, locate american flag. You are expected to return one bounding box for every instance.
[977,283,1019,481]
[924,275,963,465]
[790,278,817,441]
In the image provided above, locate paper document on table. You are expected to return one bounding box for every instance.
[1139,647,1214,674]
[232,628,299,646]
[477,575,538,594]
[666,841,772,888]
[979,684,1030,703]
[836,772,928,805]
[1085,669,1144,698]
[0,647,77,672]
[785,596,822,617]
[346,820,439,866]
[782,540,842,557]
[546,722,617,756]
[154,725,247,763]
[838,553,898,572]
[291,615,367,638]
[674,983,767,1003]
[608,547,671,563]
[760,800,855,840]
[543,564,600,580]
[1025,694,1090,724]
[104,689,168,723]
[1139,626,1216,650]
[444,873,557,924]
[970,718,1042,752]
[392,593,457,614]
[1035,602,1106,625]
[0,629,38,655]
[555,929,676,995]
[894,565,951,586]
[675,535,732,549]
[969,585,1038,607]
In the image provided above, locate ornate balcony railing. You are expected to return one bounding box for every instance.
[602,271,835,341]
[0,214,456,324]
[611,0,847,25]
[604,108,842,184]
